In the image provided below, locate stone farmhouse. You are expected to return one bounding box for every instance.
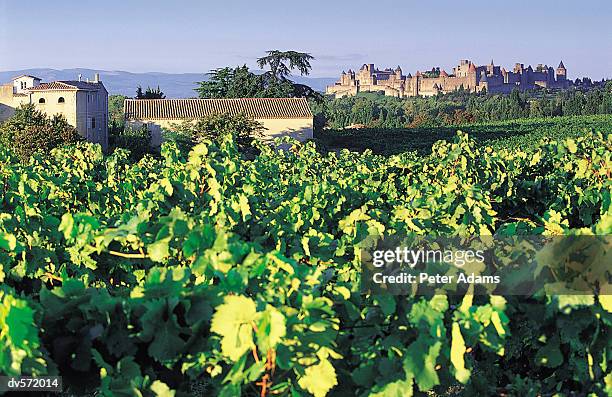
[0,74,109,148]
[326,60,569,98]
[124,98,313,146]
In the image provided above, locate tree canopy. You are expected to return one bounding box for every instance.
[195,50,321,102]
[256,50,314,81]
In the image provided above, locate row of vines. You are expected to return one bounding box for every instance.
[0,131,610,396]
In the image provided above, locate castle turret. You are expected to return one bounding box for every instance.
[556,61,567,81]
[487,59,495,75]
[440,69,448,78]
[468,63,477,74]
[514,63,524,74]
[501,67,509,84]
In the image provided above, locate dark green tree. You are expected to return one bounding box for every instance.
[196,51,321,101]
[0,104,82,162]
[196,66,263,99]
[135,85,165,99]
[256,50,314,82]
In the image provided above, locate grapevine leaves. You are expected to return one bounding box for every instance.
[0,291,47,376]
[210,295,288,362]
[450,322,471,383]
[297,358,338,397]
[403,335,442,391]
[210,295,258,361]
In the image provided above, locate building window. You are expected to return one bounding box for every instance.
[58,97,65,103]
[20,82,26,89]
[38,98,45,104]
[91,117,96,129]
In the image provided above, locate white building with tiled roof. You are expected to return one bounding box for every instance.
[124,98,313,146]
[0,74,108,149]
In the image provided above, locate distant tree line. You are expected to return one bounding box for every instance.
[312,82,612,130]
[136,85,165,99]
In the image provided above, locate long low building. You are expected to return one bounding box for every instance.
[123,97,314,146]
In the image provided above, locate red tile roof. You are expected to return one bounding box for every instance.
[27,81,104,91]
[124,98,313,120]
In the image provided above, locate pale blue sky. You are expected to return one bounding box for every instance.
[1,0,611,79]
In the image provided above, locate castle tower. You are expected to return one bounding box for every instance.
[556,61,567,81]
[395,65,402,79]
[514,63,524,74]
[547,66,555,84]
[414,71,421,96]
[487,59,494,75]
[479,71,489,92]
[468,63,477,91]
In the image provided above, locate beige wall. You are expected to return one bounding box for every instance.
[0,85,31,121]
[127,117,314,147]
[0,85,19,120]
[31,90,78,126]
[258,118,313,142]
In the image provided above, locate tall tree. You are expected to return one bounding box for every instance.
[256,50,314,82]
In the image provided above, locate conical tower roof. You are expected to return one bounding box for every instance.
[558,61,566,69]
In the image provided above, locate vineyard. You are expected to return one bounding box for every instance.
[318,114,612,155]
[0,129,611,396]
